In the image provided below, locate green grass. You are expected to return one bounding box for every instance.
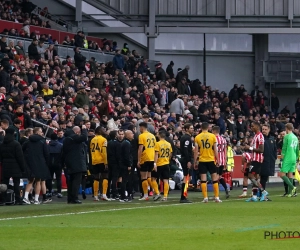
[0,185,299,250]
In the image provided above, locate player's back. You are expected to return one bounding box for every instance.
[195,131,216,162]
[139,131,156,163]
[90,135,107,165]
[155,139,172,166]
[283,133,299,163]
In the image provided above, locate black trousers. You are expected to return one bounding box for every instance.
[127,160,137,195]
[110,165,119,197]
[46,167,62,193]
[3,177,20,202]
[120,168,130,200]
[260,175,268,190]
[67,172,82,202]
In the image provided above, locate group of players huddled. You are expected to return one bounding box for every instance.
[89,118,299,203]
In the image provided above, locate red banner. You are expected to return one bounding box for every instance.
[0,20,105,48]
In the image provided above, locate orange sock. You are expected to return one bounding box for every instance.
[163,182,169,197]
[102,179,108,195]
[151,180,159,195]
[213,181,219,198]
[93,180,99,197]
[142,180,149,197]
[201,182,207,199]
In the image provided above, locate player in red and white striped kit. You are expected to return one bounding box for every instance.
[239,152,252,197]
[244,121,268,202]
[212,126,230,199]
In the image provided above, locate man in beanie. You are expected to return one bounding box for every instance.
[166,61,174,79]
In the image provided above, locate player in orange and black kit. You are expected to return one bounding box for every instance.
[179,123,194,203]
[137,122,157,201]
[194,122,221,203]
[90,126,111,201]
[153,130,172,201]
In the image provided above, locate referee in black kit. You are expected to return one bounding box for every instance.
[179,123,194,203]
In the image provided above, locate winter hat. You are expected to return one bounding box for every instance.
[50,133,58,140]
[5,127,16,135]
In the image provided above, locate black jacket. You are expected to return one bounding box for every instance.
[107,139,122,166]
[180,134,193,163]
[261,135,277,176]
[0,134,25,178]
[120,139,133,168]
[0,70,11,92]
[74,52,86,69]
[28,43,40,61]
[236,120,247,135]
[22,134,50,179]
[166,64,174,78]
[155,67,166,81]
[48,140,63,170]
[62,129,88,174]
[131,133,139,161]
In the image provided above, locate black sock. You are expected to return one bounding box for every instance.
[181,183,186,199]
[284,182,288,194]
[219,178,227,191]
[117,182,121,195]
[42,194,46,200]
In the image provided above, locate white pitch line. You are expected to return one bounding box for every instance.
[0,197,247,222]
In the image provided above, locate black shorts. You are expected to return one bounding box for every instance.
[249,161,261,175]
[217,165,225,175]
[91,163,108,174]
[180,160,191,176]
[244,167,249,177]
[198,161,217,175]
[140,161,154,172]
[157,165,170,180]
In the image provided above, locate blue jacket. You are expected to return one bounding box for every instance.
[113,54,125,70]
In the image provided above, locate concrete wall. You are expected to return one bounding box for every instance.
[155,52,254,93]
[30,0,75,22]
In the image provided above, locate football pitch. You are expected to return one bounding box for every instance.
[0,184,299,250]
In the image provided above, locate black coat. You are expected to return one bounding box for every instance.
[28,43,40,61]
[261,135,277,176]
[236,120,247,135]
[74,52,86,70]
[166,64,174,78]
[0,134,25,178]
[155,67,166,81]
[120,139,133,168]
[62,129,88,174]
[48,140,63,170]
[22,134,50,179]
[0,70,10,92]
[107,139,122,166]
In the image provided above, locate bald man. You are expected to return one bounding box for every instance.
[62,124,88,204]
[119,130,134,202]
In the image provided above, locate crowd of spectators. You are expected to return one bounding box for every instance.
[0,28,300,158]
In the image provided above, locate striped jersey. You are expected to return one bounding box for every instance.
[242,152,252,162]
[216,135,227,166]
[251,132,264,163]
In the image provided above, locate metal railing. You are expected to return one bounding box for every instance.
[31,119,58,139]
[32,7,75,32]
[263,60,300,82]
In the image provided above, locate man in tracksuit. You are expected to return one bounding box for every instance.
[107,130,122,199]
[119,130,134,202]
